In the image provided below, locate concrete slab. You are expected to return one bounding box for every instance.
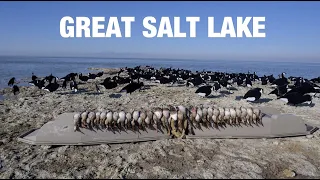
[18,113,170,145]
[186,114,317,139]
[17,107,319,145]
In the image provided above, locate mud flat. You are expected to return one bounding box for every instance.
[0,68,320,179]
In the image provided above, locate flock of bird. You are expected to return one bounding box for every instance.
[6,65,320,106]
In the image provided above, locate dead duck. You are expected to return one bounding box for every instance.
[218,107,225,127]
[145,110,154,127]
[162,107,171,134]
[253,108,263,125]
[94,111,101,129]
[177,106,185,132]
[118,111,126,129]
[212,107,220,128]
[87,112,96,129]
[169,106,178,130]
[139,110,147,129]
[201,106,209,127]
[235,107,242,125]
[207,106,213,126]
[81,111,88,128]
[224,108,231,125]
[132,110,140,131]
[99,110,107,128]
[246,107,254,125]
[126,110,133,129]
[105,111,113,129]
[240,107,247,125]
[73,113,81,132]
[229,107,237,125]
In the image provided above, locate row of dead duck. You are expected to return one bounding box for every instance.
[6,65,320,106]
[73,105,263,138]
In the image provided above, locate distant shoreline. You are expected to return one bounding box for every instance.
[1,55,320,64]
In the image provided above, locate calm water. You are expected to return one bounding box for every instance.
[1,56,320,89]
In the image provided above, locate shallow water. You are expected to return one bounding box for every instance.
[1,56,320,89]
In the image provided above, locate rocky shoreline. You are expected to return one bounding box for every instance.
[0,67,320,179]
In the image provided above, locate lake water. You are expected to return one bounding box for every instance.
[1,56,320,89]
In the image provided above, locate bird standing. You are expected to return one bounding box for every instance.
[12,85,19,95]
[8,77,15,86]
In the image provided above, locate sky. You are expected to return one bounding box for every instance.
[0,1,319,62]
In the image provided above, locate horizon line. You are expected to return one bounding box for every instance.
[0,54,319,64]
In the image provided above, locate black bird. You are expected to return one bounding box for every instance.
[260,76,268,85]
[219,78,233,93]
[79,73,89,82]
[43,77,59,92]
[62,79,67,89]
[70,80,78,92]
[28,79,37,86]
[120,82,144,94]
[285,82,317,97]
[12,85,19,95]
[96,72,104,77]
[8,77,15,86]
[88,73,97,79]
[195,85,212,98]
[36,79,46,89]
[269,84,289,98]
[236,78,244,86]
[45,74,58,83]
[243,88,264,102]
[186,77,205,87]
[115,76,131,84]
[219,78,232,89]
[271,72,288,87]
[155,77,171,84]
[100,79,118,89]
[95,83,101,93]
[118,68,125,76]
[61,73,77,81]
[32,72,38,81]
[268,75,276,84]
[30,79,45,89]
[213,82,221,92]
[279,92,312,106]
[310,77,320,84]
[245,78,252,87]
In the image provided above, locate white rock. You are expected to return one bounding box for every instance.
[306,135,314,139]
[41,145,52,150]
[114,156,123,166]
[282,169,296,177]
[197,160,205,165]
[203,172,214,179]
[58,146,68,154]
[50,153,57,159]
[272,141,279,145]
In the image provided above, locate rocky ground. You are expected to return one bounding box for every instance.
[0,68,320,179]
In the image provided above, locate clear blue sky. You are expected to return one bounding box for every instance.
[0,1,319,61]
